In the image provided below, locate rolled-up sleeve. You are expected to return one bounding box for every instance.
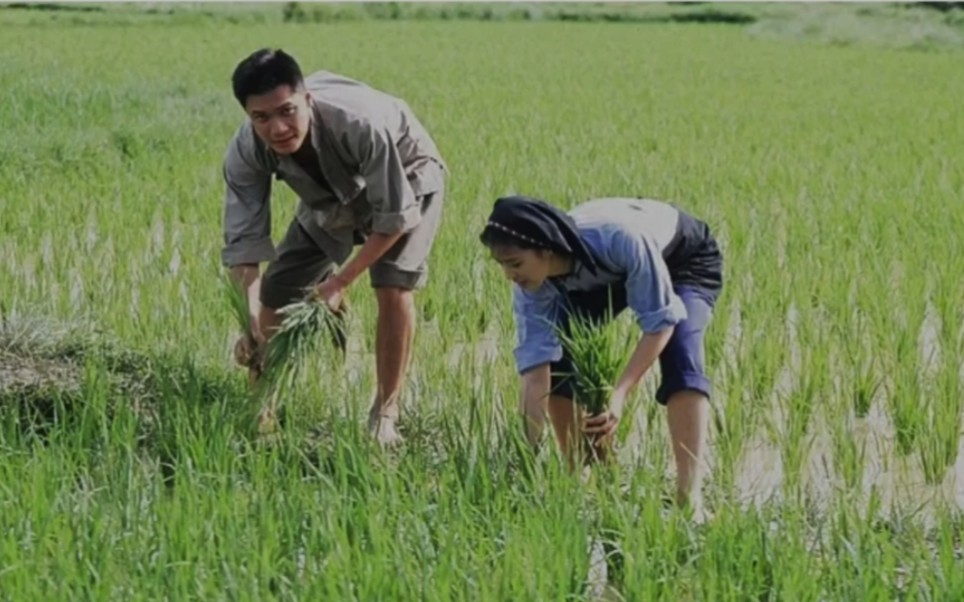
[606,228,687,333]
[512,285,563,374]
[220,133,276,267]
[354,120,420,236]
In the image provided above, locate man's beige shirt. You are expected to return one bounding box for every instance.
[221,70,446,267]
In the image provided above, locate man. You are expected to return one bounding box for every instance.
[221,48,446,445]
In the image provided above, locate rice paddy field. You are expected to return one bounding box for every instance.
[1,3,963,599]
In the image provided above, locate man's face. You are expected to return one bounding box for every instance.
[491,245,553,291]
[244,84,311,155]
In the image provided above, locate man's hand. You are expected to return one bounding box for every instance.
[233,333,256,367]
[312,275,349,312]
[228,264,263,370]
[233,331,265,374]
[307,231,404,313]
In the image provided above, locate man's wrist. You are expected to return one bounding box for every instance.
[331,271,353,288]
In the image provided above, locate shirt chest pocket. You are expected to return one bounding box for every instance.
[279,169,371,231]
[277,170,341,210]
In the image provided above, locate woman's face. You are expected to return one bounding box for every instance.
[490,245,554,291]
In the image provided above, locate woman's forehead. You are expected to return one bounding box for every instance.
[491,245,533,261]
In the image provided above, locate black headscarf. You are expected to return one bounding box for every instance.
[481,195,599,276]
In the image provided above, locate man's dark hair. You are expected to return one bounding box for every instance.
[231,48,305,107]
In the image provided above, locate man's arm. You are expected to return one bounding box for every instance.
[228,264,263,344]
[330,232,404,288]
[221,127,276,337]
[327,116,420,289]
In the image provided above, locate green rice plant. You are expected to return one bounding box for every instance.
[830,410,867,493]
[780,320,828,496]
[849,352,880,420]
[889,330,926,457]
[919,343,963,485]
[932,511,964,596]
[746,311,789,410]
[830,305,881,419]
[712,382,744,495]
[890,373,925,459]
[917,253,964,484]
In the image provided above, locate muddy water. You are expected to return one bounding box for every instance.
[723,296,963,521]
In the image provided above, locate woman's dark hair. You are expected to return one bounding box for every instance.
[231,48,305,108]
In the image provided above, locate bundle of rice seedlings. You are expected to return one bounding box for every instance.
[251,300,345,436]
[222,276,345,437]
[555,303,633,465]
[555,309,633,417]
[258,301,340,393]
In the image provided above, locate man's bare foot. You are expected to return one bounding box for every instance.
[368,414,404,447]
[256,405,281,436]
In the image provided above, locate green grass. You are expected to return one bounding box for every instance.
[1,5,963,600]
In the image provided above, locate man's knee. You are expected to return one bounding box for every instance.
[256,304,282,339]
[375,286,414,310]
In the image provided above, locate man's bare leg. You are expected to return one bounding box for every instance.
[368,286,415,445]
[251,304,282,433]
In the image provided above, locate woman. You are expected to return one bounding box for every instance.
[480,195,723,511]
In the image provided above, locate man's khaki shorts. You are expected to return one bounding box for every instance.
[260,189,443,309]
